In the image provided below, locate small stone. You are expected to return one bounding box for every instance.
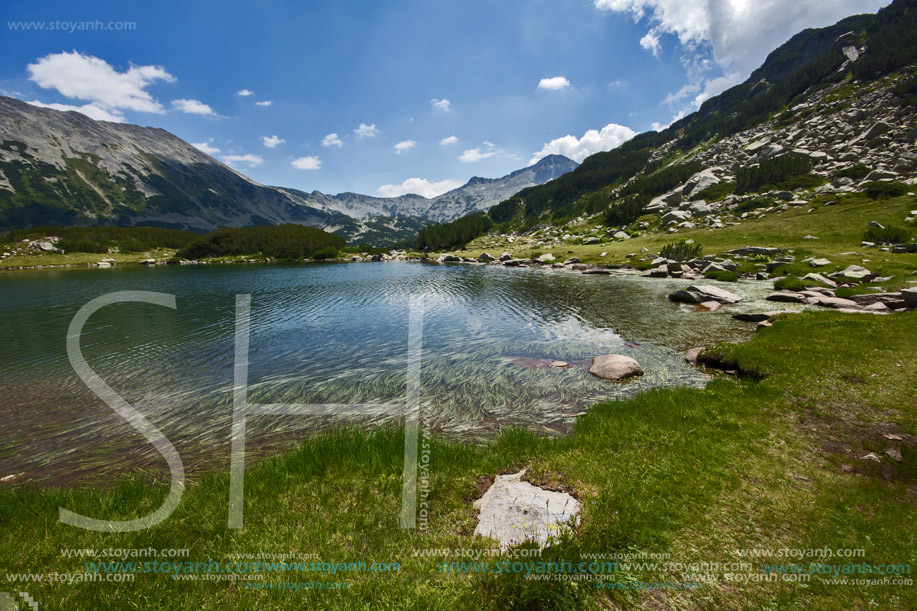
[548,360,570,369]
[861,453,882,463]
[810,258,831,267]
[885,448,903,463]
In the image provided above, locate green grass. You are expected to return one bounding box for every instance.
[773,277,807,291]
[2,312,915,609]
[705,270,739,282]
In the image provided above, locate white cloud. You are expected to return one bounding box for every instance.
[440,135,458,146]
[595,0,890,107]
[26,100,125,122]
[26,51,174,117]
[377,178,463,198]
[237,89,254,96]
[322,133,343,148]
[353,122,379,138]
[191,140,220,155]
[172,98,215,116]
[222,154,263,168]
[529,123,636,164]
[458,142,505,163]
[640,30,662,56]
[651,109,686,132]
[291,156,322,170]
[538,76,571,91]
[393,140,416,154]
[430,98,451,111]
[255,100,272,107]
[261,135,285,148]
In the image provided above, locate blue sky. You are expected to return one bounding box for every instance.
[0,0,889,197]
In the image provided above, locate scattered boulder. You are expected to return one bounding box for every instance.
[807,296,859,309]
[479,252,496,262]
[563,257,580,265]
[831,265,875,282]
[809,258,831,267]
[668,285,743,305]
[474,470,580,549]
[499,252,513,262]
[901,288,917,308]
[684,347,703,365]
[37,241,60,253]
[766,292,808,304]
[661,210,692,227]
[437,254,461,263]
[588,355,644,381]
[802,273,837,287]
[548,360,570,369]
[536,253,556,263]
[612,231,630,240]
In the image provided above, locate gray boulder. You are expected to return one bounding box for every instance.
[589,355,644,381]
[766,292,808,304]
[901,288,917,308]
[668,285,743,304]
[474,470,580,549]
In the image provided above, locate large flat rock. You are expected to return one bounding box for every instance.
[474,470,580,548]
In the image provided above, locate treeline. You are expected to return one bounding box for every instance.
[736,156,813,193]
[417,212,492,250]
[2,225,201,253]
[176,224,345,260]
[620,161,704,199]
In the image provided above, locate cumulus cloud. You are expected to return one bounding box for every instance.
[529,123,636,164]
[26,51,175,119]
[430,98,451,111]
[393,140,416,154]
[191,140,220,155]
[26,100,125,122]
[595,0,890,108]
[222,154,263,168]
[237,89,254,96]
[458,141,504,163]
[322,133,343,148]
[353,122,379,138]
[255,100,272,107]
[440,135,458,145]
[377,177,463,198]
[538,76,571,90]
[172,98,215,116]
[291,156,322,170]
[261,135,285,148]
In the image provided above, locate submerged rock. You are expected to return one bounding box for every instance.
[474,470,580,548]
[588,355,644,381]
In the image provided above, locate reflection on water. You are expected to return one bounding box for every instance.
[0,262,787,484]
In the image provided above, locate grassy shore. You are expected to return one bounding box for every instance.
[1,310,914,610]
[445,191,917,291]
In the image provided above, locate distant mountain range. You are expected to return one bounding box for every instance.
[279,154,577,223]
[0,95,576,243]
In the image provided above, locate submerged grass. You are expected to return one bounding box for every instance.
[1,311,915,609]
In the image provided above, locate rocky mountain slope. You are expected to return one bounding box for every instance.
[0,95,576,243]
[277,154,577,223]
[0,96,358,234]
[440,0,917,241]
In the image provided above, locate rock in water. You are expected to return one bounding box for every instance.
[668,285,743,304]
[588,355,644,381]
[474,470,579,548]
